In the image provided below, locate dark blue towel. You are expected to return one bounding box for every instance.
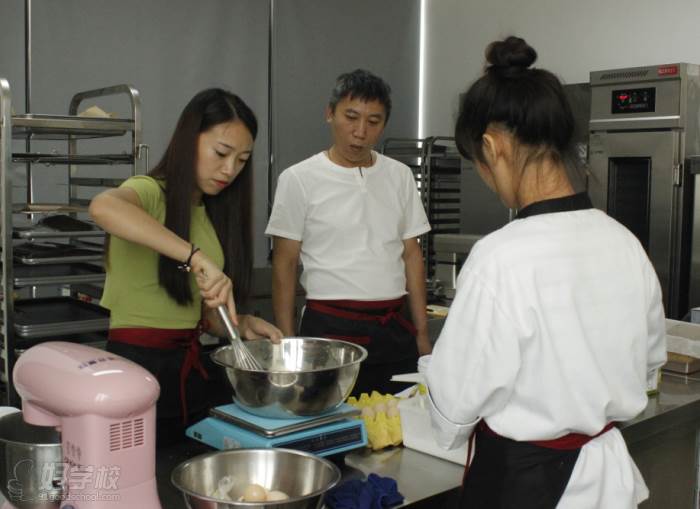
[325,473,404,509]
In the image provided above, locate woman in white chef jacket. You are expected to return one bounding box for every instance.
[425,36,667,509]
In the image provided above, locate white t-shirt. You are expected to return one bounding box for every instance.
[426,208,667,508]
[265,151,431,300]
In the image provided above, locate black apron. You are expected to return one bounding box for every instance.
[460,192,596,509]
[299,297,419,396]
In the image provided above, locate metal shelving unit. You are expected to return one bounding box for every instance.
[381,137,462,279]
[0,79,147,403]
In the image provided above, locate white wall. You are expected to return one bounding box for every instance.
[423,0,700,136]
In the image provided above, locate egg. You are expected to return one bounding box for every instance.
[266,490,290,501]
[242,483,268,502]
[374,402,387,414]
[387,398,399,408]
[211,475,236,500]
[387,406,399,418]
[361,406,375,419]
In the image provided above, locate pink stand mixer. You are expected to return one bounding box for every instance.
[7,341,162,509]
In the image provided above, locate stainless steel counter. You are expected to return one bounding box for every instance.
[622,373,700,508]
[345,447,463,507]
[150,372,700,509]
[154,438,465,509]
[340,372,700,508]
[0,372,695,508]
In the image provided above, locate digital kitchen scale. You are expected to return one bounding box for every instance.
[186,403,368,457]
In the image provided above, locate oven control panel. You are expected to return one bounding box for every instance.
[611,87,656,114]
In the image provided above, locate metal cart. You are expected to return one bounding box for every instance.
[381,137,462,282]
[0,79,146,403]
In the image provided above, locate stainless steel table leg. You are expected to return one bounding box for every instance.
[694,428,700,508]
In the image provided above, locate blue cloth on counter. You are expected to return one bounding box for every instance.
[325,473,404,509]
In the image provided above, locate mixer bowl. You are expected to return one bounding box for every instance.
[212,337,367,419]
[0,411,62,509]
[171,448,341,509]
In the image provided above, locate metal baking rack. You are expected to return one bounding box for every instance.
[380,137,463,280]
[0,79,147,402]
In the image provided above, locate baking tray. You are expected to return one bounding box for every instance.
[12,153,133,165]
[13,204,89,214]
[16,253,103,265]
[14,330,109,354]
[10,114,133,140]
[12,242,103,265]
[13,228,105,239]
[11,263,105,287]
[13,297,109,338]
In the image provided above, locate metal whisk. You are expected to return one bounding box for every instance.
[216,305,263,370]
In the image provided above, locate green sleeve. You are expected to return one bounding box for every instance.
[120,176,165,216]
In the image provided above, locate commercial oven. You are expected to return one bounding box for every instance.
[588,63,700,318]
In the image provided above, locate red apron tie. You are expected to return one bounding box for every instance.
[306,297,417,338]
[479,420,616,450]
[108,322,210,425]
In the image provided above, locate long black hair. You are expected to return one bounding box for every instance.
[455,36,576,173]
[150,88,257,306]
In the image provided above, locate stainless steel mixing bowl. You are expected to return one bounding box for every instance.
[171,448,341,509]
[212,337,367,419]
[0,411,62,509]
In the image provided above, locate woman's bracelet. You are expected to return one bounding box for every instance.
[177,244,200,272]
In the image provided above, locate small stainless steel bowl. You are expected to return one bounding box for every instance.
[171,448,341,508]
[0,411,62,509]
[212,337,367,419]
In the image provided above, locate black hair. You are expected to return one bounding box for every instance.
[150,88,257,307]
[455,36,575,171]
[329,69,392,122]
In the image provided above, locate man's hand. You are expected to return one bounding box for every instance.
[239,314,284,343]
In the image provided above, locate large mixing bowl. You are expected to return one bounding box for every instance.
[171,448,341,509]
[0,411,62,509]
[212,337,367,419]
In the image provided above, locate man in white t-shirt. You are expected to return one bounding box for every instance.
[265,69,432,395]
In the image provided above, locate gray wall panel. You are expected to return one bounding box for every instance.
[1,0,420,265]
[271,0,420,187]
[1,0,270,265]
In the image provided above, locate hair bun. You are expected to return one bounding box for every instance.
[486,36,537,75]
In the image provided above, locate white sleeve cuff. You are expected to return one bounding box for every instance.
[427,390,480,450]
[264,227,302,241]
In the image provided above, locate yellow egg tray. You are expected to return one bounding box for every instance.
[346,391,403,451]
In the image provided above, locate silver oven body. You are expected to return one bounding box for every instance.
[588,63,700,318]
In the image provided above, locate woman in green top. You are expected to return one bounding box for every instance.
[90,88,282,447]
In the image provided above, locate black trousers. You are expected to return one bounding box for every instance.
[460,427,580,509]
[299,305,419,397]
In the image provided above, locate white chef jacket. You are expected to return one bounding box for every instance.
[265,151,431,300]
[426,207,667,508]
